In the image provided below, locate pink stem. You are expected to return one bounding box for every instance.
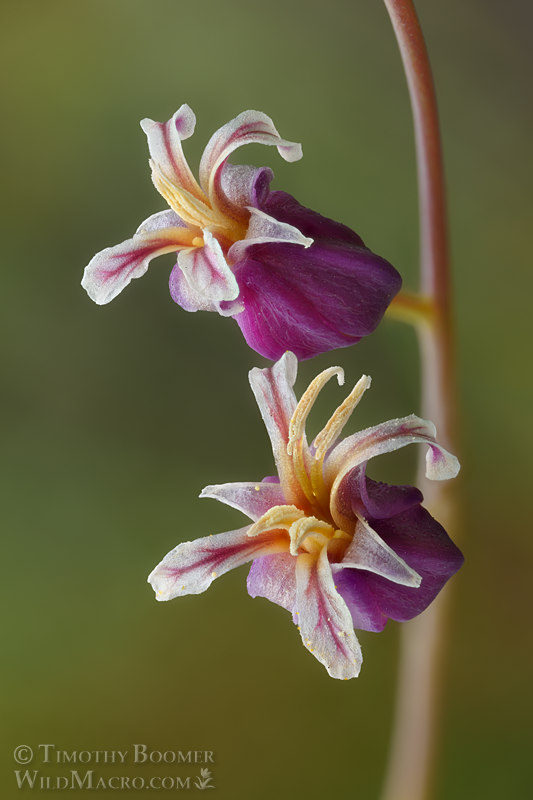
[380,2,460,799]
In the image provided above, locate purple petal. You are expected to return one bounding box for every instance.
[335,505,464,632]
[247,552,297,612]
[232,191,401,360]
[233,240,399,360]
[216,164,273,217]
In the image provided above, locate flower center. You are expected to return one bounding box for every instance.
[150,161,247,245]
[247,505,351,560]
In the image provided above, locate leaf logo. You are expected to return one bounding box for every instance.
[194,768,215,790]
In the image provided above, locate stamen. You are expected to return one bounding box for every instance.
[290,435,316,508]
[314,375,371,459]
[286,367,344,509]
[288,516,335,556]
[308,375,371,512]
[151,162,246,243]
[287,367,344,457]
[150,162,214,230]
[247,505,304,538]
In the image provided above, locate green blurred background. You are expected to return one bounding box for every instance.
[1,0,531,797]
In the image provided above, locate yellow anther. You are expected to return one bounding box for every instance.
[288,515,335,555]
[150,160,244,242]
[247,504,304,538]
[314,374,371,459]
[287,367,344,457]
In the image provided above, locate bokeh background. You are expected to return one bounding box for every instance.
[1,0,531,797]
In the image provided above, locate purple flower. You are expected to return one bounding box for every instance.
[148,353,463,679]
[82,106,401,359]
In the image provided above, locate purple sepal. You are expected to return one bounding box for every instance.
[262,191,367,247]
[336,485,464,633]
[247,552,297,613]
[233,192,402,360]
[338,464,423,522]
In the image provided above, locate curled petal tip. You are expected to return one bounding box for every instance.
[139,117,155,133]
[173,104,196,139]
[425,446,461,481]
[147,569,170,602]
[278,141,303,163]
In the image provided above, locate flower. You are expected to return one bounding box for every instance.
[82,105,402,360]
[148,352,462,679]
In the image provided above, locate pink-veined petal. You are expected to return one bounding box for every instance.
[82,221,196,305]
[199,110,302,211]
[249,353,308,508]
[326,415,460,529]
[331,516,421,587]
[148,526,289,602]
[295,547,362,679]
[140,105,205,201]
[200,481,287,522]
[228,207,313,263]
[169,263,242,315]
[136,209,186,234]
[177,229,239,307]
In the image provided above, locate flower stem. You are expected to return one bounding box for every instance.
[379,2,460,799]
[386,290,436,327]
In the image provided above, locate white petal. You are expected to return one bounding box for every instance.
[200,481,287,522]
[332,516,421,587]
[326,415,460,510]
[140,105,205,201]
[199,110,302,210]
[228,207,313,262]
[295,548,362,679]
[82,220,195,305]
[177,230,239,305]
[248,353,308,507]
[148,526,288,602]
[136,209,186,234]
